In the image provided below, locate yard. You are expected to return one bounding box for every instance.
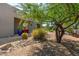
[0,32,79,56]
[1,3,79,56]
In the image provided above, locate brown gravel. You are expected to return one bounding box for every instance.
[0,32,79,56]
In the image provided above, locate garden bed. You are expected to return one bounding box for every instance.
[0,32,79,56]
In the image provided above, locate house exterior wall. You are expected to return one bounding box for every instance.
[0,3,17,37]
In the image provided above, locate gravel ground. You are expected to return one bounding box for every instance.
[0,32,79,56]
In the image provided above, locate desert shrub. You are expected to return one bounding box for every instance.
[21,32,28,40]
[32,28,47,41]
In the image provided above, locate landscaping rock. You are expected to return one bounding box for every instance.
[0,43,13,50]
[0,32,79,56]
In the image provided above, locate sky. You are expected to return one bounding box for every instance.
[8,3,18,7]
[8,3,23,10]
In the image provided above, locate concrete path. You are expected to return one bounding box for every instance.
[0,36,21,45]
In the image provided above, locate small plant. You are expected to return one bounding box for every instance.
[32,28,47,41]
[21,32,28,40]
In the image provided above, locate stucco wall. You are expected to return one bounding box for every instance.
[0,3,17,37]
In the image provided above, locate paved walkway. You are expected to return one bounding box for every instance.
[0,36,21,45]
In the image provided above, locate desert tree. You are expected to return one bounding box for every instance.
[17,3,79,43]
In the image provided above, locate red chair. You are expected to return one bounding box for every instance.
[22,29,29,33]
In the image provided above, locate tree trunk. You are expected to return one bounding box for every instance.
[55,23,64,43]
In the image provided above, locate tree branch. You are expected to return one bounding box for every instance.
[64,15,79,29]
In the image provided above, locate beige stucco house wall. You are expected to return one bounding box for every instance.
[0,3,17,37]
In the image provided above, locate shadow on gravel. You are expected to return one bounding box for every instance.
[62,41,79,56]
[32,41,72,56]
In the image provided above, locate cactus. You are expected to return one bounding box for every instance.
[32,28,47,41]
[21,32,28,40]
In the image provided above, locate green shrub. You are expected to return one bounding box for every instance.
[32,28,47,41]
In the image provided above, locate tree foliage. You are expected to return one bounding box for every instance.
[17,3,79,43]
